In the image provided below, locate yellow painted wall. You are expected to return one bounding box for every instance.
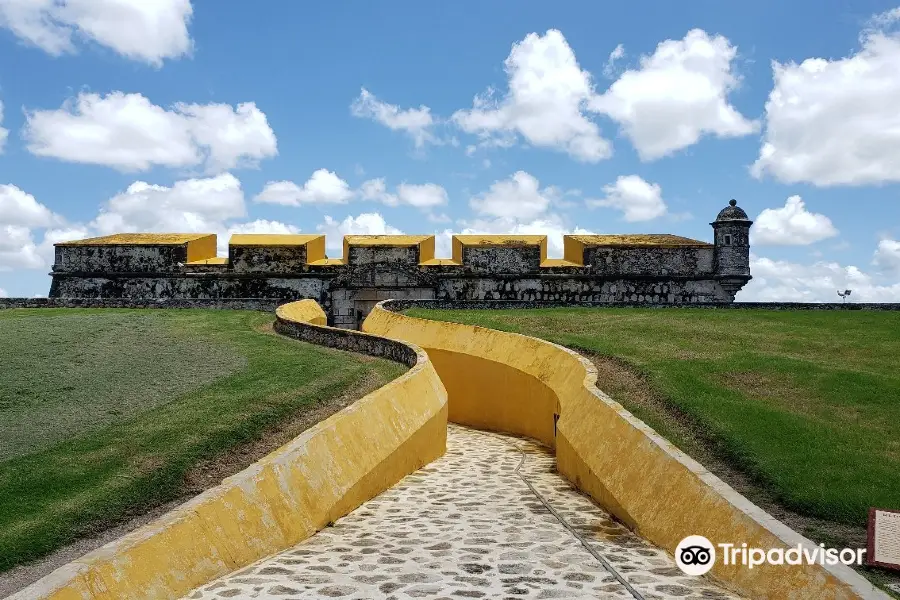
[362,305,887,600]
[275,299,328,326]
[14,302,448,600]
[425,348,557,448]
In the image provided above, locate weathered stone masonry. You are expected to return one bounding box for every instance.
[49,201,754,329]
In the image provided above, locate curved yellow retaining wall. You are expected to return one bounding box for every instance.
[12,301,447,600]
[275,298,328,326]
[363,304,887,600]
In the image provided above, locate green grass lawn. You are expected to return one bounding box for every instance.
[407,307,900,530]
[0,309,405,572]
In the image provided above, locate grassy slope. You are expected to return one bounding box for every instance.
[407,307,900,528]
[0,309,405,572]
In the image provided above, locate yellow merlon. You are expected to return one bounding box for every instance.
[56,233,215,246]
[452,234,546,246]
[540,258,582,268]
[343,235,433,246]
[343,235,435,263]
[185,257,228,266]
[55,232,717,268]
[452,235,548,264]
[229,234,324,246]
[567,234,712,247]
[563,234,711,265]
[420,258,461,266]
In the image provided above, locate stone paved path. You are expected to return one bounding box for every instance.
[184,425,742,599]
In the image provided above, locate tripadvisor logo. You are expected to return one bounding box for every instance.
[676,535,716,576]
[675,535,867,576]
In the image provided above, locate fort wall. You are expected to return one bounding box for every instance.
[50,201,755,328]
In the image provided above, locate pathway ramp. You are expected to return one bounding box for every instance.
[183,426,741,600]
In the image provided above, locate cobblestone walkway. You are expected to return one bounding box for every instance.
[184,425,741,599]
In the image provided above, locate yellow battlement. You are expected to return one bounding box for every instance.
[56,233,218,265]
[185,257,228,266]
[451,235,547,264]
[343,235,435,263]
[229,234,326,265]
[57,233,214,246]
[562,234,711,265]
[229,234,323,246]
[54,232,716,271]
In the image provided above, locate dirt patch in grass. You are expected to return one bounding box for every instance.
[584,351,899,593]
[716,370,821,418]
[0,352,395,597]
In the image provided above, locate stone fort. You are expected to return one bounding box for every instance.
[49,199,752,328]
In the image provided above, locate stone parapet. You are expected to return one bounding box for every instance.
[47,217,757,328]
[228,234,326,273]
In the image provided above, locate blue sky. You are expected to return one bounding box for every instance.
[1,0,899,301]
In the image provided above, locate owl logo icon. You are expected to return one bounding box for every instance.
[675,535,716,576]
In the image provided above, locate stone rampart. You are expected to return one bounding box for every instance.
[48,220,755,328]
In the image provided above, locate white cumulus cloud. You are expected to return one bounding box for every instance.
[91,173,245,235]
[359,178,448,210]
[23,92,277,173]
[350,88,437,148]
[752,196,838,245]
[587,175,667,221]
[452,30,612,162]
[317,212,403,253]
[396,183,447,208]
[740,253,900,302]
[359,178,396,205]
[751,9,900,186]
[470,171,560,220]
[0,184,74,270]
[0,0,193,65]
[874,238,900,271]
[0,225,44,271]
[255,169,354,206]
[591,29,758,161]
[603,44,626,78]
[227,219,300,237]
[0,184,59,227]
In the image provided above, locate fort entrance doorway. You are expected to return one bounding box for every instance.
[330,287,436,329]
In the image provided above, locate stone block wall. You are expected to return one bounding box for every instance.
[585,247,715,277]
[48,232,752,328]
[53,234,217,274]
[229,245,313,273]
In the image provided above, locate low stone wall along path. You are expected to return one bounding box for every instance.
[183,426,741,600]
